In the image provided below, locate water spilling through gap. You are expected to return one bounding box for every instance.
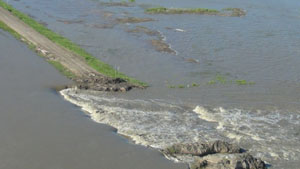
[5,0,300,168]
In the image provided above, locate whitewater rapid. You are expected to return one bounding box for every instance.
[60,88,300,167]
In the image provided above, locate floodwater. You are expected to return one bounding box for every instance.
[0,30,186,169]
[6,0,300,168]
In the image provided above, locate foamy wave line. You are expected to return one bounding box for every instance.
[60,88,300,163]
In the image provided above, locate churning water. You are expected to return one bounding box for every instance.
[6,0,300,168]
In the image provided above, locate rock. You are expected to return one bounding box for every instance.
[190,159,208,169]
[120,87,127,92]
[190,153,267,169]
[211,140,241,154]
[164,140,241,156]
[235,154,266,169]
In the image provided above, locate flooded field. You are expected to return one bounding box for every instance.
[5,0,300,168]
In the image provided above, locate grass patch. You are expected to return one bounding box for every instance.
[236,80,255,85]
[145,7,246,17]
[215,74,227,84]
[0,20,21,39]
[167,85,176,89]
[207,80,216,85]
[178,85,185,88]
[146,7,220,15]
[207,74,255,86]
[223,8,246,17]
[191,83,199,87]
[49,61,76,79]
[0,0,146,87]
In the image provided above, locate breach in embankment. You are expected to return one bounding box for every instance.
[0,0,146,92]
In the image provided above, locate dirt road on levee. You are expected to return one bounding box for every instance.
[0,6,138,92]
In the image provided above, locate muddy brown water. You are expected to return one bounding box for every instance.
[4,0,300,168]
[0,30,186,169]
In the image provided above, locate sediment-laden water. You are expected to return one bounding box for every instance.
[6,0,300,168]
[0,29,186,169]
[60,88,300,168]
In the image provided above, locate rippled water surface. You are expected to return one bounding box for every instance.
[6,0,300,168]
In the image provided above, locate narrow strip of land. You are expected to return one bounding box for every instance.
[0,6,139,91]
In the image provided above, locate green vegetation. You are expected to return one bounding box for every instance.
[223,8,246,17]
[178,85,185,88]
[207,80,216,85]
[0,0,146,86]
[49,61,76,79]
[145,7,246,17]
[167,85,176,89]
[207,74,255,86]
[165,146,177,154]
[0,20,21,39]
[207,74,226,85]
[128,0,135,2]
[146,7,220,15]
[192,83,199,87]
[215,74,227,84]
[235,80,255,85]
[167,83,199,89]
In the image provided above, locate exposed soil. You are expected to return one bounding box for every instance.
[56,19,84,25]
[126,26,162,37]
[92,23,116,29]
[163,141,267,169]
[116,17,155,24]
[0,6,139,92]
[127,26,176,54]
[145,7,246,17]
[150,39,176,54]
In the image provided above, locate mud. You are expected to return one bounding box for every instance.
[57,19,84,24]
[150,39,176,54]
[127,26,161,37]
[116,17,155,24]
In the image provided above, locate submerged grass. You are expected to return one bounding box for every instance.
[223,8,246,17]
[236,80,255,85]
[0,0,147,87]
[146,7,220,15]
[207,74,255,86]
[145,7,246,17]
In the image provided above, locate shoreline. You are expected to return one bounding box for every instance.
[0,1,146,92]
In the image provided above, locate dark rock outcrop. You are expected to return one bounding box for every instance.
[163,140,267,169]
[164,140,242,156]
[73,75,140,92]
[190,153,266,169]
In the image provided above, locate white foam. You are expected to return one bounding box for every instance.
[60,88,300,164]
